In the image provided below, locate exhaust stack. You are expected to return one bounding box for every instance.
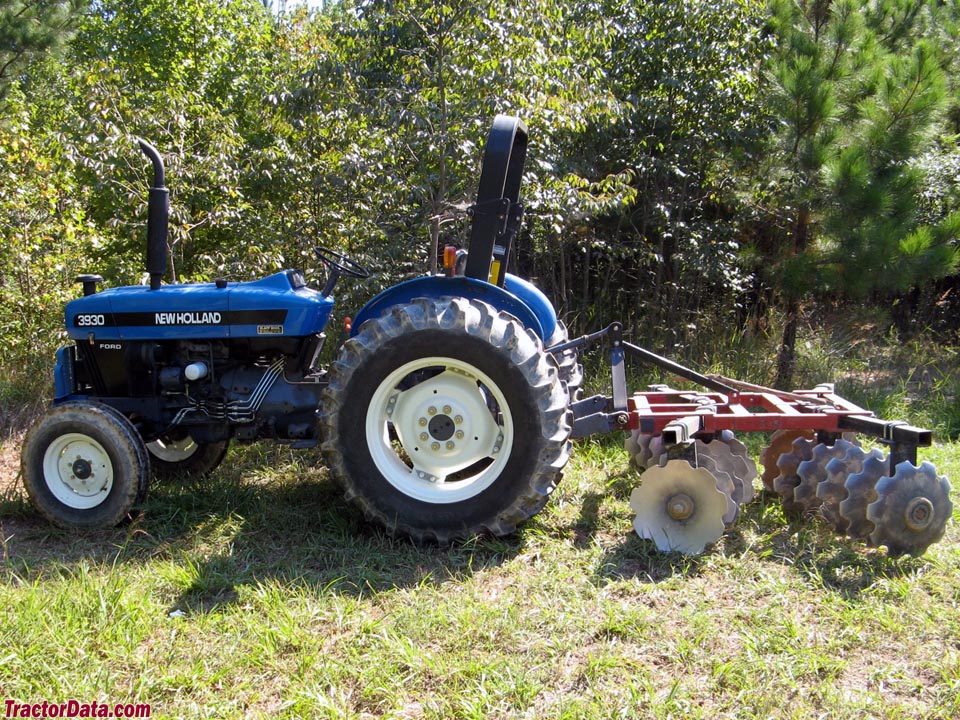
[137,139,168,290]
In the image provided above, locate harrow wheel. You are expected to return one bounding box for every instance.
[624,431,655,472]
[690,452,740,526]
[866,462,953,558]
[760,429,814,492]
[629,460,729,555]
[716,431,758,504]
[705,433,756,505]
[319,297,571,543]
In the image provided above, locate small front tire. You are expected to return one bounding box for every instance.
[21,402,150,530]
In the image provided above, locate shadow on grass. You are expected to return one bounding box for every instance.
[0,446,524,614]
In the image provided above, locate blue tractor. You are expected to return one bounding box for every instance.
[21,116,578,543]
[21,116,952,557]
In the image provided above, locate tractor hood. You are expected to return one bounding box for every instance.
[65,270,334,342]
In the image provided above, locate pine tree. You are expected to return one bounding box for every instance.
[755,0,960,387]
[0,0,85,99]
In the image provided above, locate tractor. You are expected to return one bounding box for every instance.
[20,116,952,557]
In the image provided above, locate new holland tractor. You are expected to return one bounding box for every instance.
[20,116,953,557]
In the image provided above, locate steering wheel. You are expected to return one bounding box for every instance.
[313,246,371,279]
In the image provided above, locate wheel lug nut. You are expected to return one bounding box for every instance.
[420,432,428,441]
[454,415,463,425]
[455,431,464,440]
[446,441,455,450]
[418,418,427,427]
[442,405,452,415]
[428,406,437,416]
[431,442,440,451]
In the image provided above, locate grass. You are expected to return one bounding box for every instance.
[0,318,958,719]
[0,434,957,719]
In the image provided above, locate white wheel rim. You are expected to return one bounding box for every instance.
[366,356,514,503]
[147,436,199,462]
[41,433,114,509]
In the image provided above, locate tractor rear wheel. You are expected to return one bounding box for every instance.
[319,297,571,543]
[21,402,150,530]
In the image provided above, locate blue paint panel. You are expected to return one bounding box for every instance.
[65,271,334,341]
[53,346,75,399]
[502,274,558,342]
[351,275,555,340]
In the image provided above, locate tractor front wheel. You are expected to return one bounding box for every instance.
[320,297,571,543]
[21,402,150,530]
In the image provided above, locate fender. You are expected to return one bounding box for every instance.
[53,346,76,400]
[351,273,558,342]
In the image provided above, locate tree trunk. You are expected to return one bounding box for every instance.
[775,296,799,389]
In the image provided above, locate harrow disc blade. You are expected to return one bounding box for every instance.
[761,429,814,492]
[794,439,858,513]
[692,451,740,526]
[773,437,817,513]
[716,431,757,504]
[866,462,953,558]
[698,437,752,506]
[624,431,654,473]
[646,435,666,468]
[839,453,887,540]
[629,460,729,555]
[817,446,882,533]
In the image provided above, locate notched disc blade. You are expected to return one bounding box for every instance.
[761,429,815,492]
[839,453,887,540]
[818,446,880,533]
[794,439,857,513]
[773,437,817,513]
[706,434,757,505]
[624,431,653,473]
[629,460,729,555]
[867,461,953,558]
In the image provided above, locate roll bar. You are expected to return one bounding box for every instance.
[463,115,528,287]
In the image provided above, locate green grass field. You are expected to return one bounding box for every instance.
[0,432,957,719]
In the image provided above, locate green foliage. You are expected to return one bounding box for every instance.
[0,0,84,98]
[0,0,959,397]
[750,0,960,385]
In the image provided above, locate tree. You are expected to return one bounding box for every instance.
[750,0,959,387]
[0,0,84,100]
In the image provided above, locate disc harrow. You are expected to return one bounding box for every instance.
[773,437,817,514]
[760,429,814,492]
[553,322,951,558]
[839,453,889,541]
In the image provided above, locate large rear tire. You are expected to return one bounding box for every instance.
[21,402,150,530]
[546,320,583,402]
[319,297,571,543]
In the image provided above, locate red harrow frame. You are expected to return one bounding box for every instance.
[552,322,951,557]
